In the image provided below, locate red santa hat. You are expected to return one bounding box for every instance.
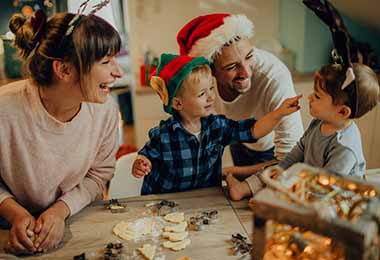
[177,13,254,61]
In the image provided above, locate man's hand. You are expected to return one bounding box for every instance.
[132,155,152,178]
[33,201,69,252]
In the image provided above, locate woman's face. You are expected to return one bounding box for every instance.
[82,55,123,103]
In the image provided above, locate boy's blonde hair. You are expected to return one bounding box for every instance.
[176,64,213,97]
[319,63,379,118]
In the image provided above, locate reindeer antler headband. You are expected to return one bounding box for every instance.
[303,0,358,117]
[65,0,111,36]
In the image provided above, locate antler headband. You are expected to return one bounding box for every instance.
[65,0,111,36]
[303,0,358,116]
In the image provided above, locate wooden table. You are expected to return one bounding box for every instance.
[0,187,254,260]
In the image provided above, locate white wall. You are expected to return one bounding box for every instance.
[125,0,280,82]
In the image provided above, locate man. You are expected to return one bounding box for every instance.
[177,13,304,200]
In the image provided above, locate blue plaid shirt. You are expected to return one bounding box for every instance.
[139,114,257,195]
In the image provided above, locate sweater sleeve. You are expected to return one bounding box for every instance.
[278,136,305,170]
[266,70,304,160]
[59,102,119,216]
[0,178,14,205]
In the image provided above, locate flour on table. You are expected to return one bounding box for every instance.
[113,217,162,241]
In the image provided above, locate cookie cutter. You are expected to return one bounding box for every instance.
[106,199,127,213]
[231,233,252,257]
[104,242,124,260]
[189,210,219,231]
[147,199,178,216]
[73,252,86,260]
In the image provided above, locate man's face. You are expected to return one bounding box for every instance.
[212,38,254,95]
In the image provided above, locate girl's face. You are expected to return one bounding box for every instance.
[82,55,123,103]
[308,72,340,122]
[177,74,216,119]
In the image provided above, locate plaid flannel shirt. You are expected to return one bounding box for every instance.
[139,114,257,195]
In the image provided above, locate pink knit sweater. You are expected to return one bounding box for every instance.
[0,80,119,216]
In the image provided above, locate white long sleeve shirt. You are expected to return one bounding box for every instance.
[0,80,119,216]
[213,48,304,159]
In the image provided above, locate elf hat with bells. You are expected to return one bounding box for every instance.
[150,53,209,114]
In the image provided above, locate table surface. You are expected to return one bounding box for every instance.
[0,187,255,260]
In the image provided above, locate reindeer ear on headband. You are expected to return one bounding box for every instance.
[150,76,169,106]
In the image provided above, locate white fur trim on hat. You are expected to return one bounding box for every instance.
[188,14,254,61]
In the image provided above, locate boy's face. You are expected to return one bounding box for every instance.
[212,38,254,95]
[175,74,216,118]
[308,72,341,122]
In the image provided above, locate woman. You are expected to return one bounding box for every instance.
[0,7,123,255]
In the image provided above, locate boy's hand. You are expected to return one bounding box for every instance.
[132,155,152,178]
[276,95,302,117]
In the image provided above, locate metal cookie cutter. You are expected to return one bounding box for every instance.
[231,233,252,258]
[104,242,124,260]
[73,252,86,260]
[147,199,178,216]
[189,210,219,231]
[202,210,219,224]
[106,199,127,213]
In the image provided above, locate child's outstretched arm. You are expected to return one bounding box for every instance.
[132,155,152,178]
[252,95,302,139]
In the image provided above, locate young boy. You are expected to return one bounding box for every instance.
[132,53,301,195]
[226,63,380,200]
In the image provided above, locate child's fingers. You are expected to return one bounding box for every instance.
[133,169,145,178]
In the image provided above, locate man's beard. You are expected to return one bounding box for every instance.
[228,78,251,95]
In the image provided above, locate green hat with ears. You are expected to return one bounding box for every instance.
[150,53,209,114]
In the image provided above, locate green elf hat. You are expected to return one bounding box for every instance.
[150,53,209,114]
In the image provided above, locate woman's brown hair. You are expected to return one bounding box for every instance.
[9,12,121,88]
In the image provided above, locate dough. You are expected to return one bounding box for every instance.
[113,218,154,241]
[163,221,187,233]
[162,239,191,251]
[164,212,185,223]
[162,231,188,242]
[138,244,156,260]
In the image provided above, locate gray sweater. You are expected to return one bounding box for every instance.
[279,119,365,177]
